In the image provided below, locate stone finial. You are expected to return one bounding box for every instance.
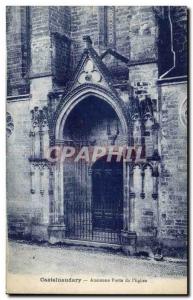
[83,35,92,48]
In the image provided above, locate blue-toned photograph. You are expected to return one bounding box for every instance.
[6,6,188,295]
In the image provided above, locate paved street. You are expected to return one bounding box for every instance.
[8,240,187,278]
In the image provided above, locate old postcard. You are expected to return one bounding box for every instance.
[6,6,188,295]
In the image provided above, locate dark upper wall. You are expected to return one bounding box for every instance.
[49,7,71,86]
[171,6,188,76]
[6,6,30,96]
[6,6,188,97]
[70,6,159,68]
[156,6,188,77]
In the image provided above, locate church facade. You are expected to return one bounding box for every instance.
[6,6,188,255]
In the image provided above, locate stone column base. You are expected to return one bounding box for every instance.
[121,230,137,255]
[31,224,50,242]
[48,224,66,244]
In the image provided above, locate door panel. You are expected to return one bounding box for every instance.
[92,157,123,232]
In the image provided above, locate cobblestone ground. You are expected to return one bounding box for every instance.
[8,240,187,278]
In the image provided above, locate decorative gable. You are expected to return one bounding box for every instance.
[67,36,118,95]
[78,59,102,84]
[101,48,129,82]
[101,48,129,64]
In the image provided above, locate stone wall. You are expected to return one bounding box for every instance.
[6,7,30,96]
[156,7,174,76]
[49,7,71,87]
[129,7,158,63]
[49,6,71,36]
[115,7,131,58]
[7,98,32,238]
[156,6,188,77]
[129,63,158,100]
[30,7,51,77]
[6,6,188,97]
[159,81,187,251]
[51,33,71,86]
[71,7,100,70]
[171,7,188,75]
[70,6,159,70]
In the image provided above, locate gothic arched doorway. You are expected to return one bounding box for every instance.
[92,156,123,241]
[62,95,126,244]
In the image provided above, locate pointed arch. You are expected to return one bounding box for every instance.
[53,84,129,142]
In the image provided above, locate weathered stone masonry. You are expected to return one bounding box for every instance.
[6,6,187,255]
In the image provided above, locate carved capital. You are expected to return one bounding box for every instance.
[31,106,48,128]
